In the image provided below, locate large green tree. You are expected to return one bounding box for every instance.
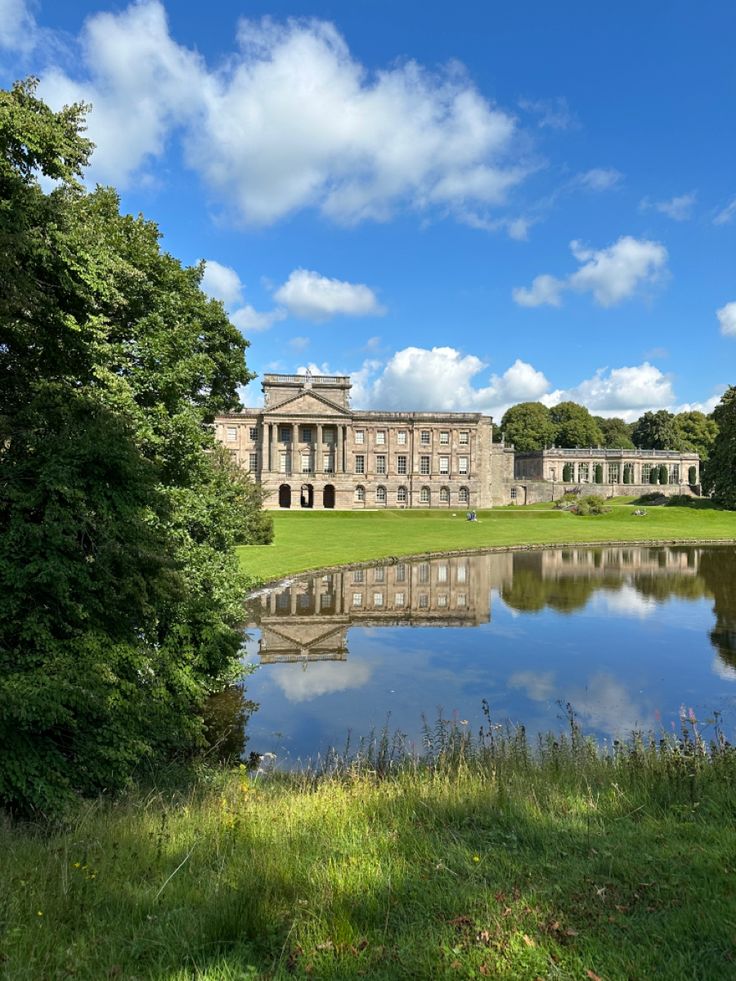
[0,80,270,815]
[498,402,556,451]
[631,410,677,449]
[549,401,603,447]
[593,416,635,449]
[702,387,736,509]
[672,410,718,462]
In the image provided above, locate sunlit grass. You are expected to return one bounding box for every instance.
[3,715,736,979]
[239,501,736,582]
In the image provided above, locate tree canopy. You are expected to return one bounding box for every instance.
[549,401,603,448]
[672,411,718,462]
[631,410,678,450]
[499,402,556,451]
[593,416,635,449]
[702,387,736,509]
[0,80,271,815]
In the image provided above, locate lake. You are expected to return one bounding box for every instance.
[239,544,736,765]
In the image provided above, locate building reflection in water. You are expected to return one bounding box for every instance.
[246,545,723,666]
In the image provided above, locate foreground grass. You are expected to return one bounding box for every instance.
[238,501,736,582]
[3,720,736,980]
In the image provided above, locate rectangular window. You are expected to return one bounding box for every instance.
[320,593,332,609]
[352,593,363,607]
[397,430,407,445]
[375,430,386,445]
[439,455,449,474]
[395,591,405,607]
[374,567,385,583]
[458,456,468,474]
[510,487,517,499]
[355,430,365,444]
[279,452,289,474]
[457,593,466,608]
[323,429,335,444]
[301,453,312,473]
[608,463,620,483]
[642,463,652,482]
[670,464,680,482]
[226,426,237,442]
[373,592,384,607]
[278,425,291,442]
[376,454,387,474]
[438,564,448,583]
[397,455,407,475]
[418,593,429,609]
[301,426,312,443]
[418,563,430,584]
[420,455,430,475]
[249,452,258,471]
[457,564,467,584]
[437,594,448,608]
[395,563,406,582]
[353,569,364,584]
[459,431,469,444]
[420,430,431,444]
[440,431,449,444]
[355,454,365,474]
[249,426,258,440]
[578,462,590,482]
[323,453,334,473]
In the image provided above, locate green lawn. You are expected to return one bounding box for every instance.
[238,501,736,582]
[3,731,735,980]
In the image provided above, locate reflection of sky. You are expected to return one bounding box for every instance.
[242,551,736,765]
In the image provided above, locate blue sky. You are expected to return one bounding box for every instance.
[2,0,734,419]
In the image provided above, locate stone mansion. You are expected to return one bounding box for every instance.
[215,372,700,509]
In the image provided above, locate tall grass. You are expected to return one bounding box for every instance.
[2,708,736,979]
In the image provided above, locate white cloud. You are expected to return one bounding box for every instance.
[273,269,385,321]
[714,197,736,225]
[543,362,676,416]
[518,96,577,130]
[201,260,245,306]
[575,168,623,191]
[514,235,668,308]
[0,0,36,52]
[508,670,556,701]
[645,191,697,221]
[594,586,657,619]
[717,302,736,337]
[271,660,372,702]
[231,304,286,333]
[513,273,564,307]
[38,1,206,189]
[32,2,531,226]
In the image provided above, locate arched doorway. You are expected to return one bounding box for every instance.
[278,484,291,508]
[300,484,314,509]
[323,484,335,509]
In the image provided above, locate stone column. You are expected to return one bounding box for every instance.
[316,423,323,474]
[337,425,344,474]
[292,422,298,476]
[270,422,277,473]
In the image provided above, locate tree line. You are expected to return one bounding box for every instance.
[0,80,272,816]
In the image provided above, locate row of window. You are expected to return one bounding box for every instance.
[352,562,467,584]
[355,485,470,504]
[355,454,469,475]
[355,429,469,446]
[351,592,467,609]
[225,425,472,446]
[558,462,682,482]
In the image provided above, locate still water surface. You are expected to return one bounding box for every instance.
[241,545,736,764]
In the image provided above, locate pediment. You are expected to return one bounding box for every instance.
[267,391,351,417]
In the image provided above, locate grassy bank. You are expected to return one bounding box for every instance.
[238,501,736,582]
[3,719,736,979]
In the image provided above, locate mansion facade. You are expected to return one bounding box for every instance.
[215,372,700,509]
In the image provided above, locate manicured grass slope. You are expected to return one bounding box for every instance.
[3,745,735,980]
[238,503,736,582]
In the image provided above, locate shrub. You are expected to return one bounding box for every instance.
[594,463,604,483]
[688,465,698,485]
[649,467,660,484]
[562,462,574,482]
[659,464,669,485]
[573,495,608,516]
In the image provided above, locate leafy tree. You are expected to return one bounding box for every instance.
[550,401,603,447]
[672,411,718,462]
[499,402,556,451]
[658,464,669,485]
[594,464,604,483]
[562,462,574,482]
[593,416,635,448]
[702,386,736,509]
[631,410,677,449]
[688,465,698,485]
[0,80,271,815]
[649,467,660,484]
